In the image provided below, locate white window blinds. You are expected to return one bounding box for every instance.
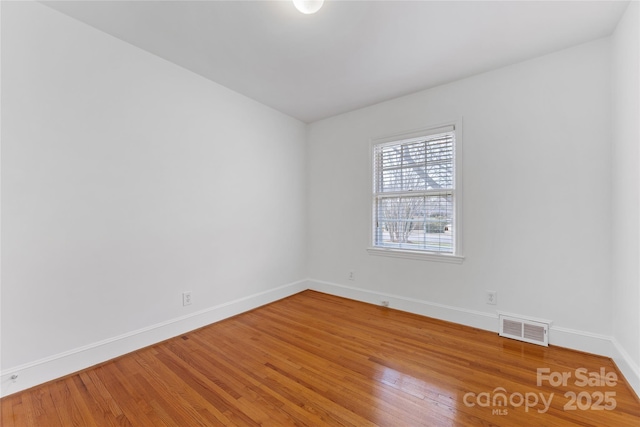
[373,126,456,254]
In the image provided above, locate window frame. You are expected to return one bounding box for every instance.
[367,120,464,263]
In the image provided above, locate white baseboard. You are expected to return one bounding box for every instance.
[3,278,639,401]
[308,279,498,332]
[611,337,640,398]
[308,279,640,399]
[549,326,614,355]
[0,279,308,397]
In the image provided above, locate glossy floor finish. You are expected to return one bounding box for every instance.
[2,290,639,426]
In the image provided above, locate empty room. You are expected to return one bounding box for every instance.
[1,0,639,425]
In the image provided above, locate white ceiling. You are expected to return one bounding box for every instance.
[43,0,629,123]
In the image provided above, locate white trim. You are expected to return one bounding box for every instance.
[611,337,640,398]
[3,278,638,401]
[369,118,464,259]
[307,279,640,399]
[546,326,640,397]
[453,118,463,256]
[547,325,614,354]
[0,279,308,397]
[367,247,465,263]
[309,279,497,331]
[371,123,456,146]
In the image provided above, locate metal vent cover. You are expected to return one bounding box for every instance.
[499,314,549,346]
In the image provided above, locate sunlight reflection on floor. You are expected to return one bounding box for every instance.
[373,364,459,426]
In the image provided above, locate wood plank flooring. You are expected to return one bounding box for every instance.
[2,290,639,426]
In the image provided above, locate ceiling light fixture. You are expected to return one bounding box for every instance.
[293,0,324,15]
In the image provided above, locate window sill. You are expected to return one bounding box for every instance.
[367,247,465,264]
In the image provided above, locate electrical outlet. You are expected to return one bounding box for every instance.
[486,290,497,305]
[348,271,355,281]
[183,291,192,306]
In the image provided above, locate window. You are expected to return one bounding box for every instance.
[369,123,463,263]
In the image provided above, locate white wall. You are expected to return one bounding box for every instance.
[611,1,640,393]
[308,39,613,342]
[2,0,638,399]
[1,1,307,394]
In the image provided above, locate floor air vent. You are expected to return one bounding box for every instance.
[499,314,549,346]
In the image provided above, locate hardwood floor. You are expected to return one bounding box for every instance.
[2,290,639,426]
